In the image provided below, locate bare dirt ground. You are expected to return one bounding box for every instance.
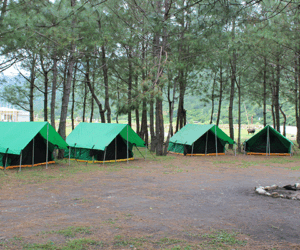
[1,153,300,249]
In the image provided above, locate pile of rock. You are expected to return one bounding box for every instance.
[255,183,300,200]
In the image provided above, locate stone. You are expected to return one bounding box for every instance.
[271,192,279,198]
[256,188,267,195]
[295,183,300,190]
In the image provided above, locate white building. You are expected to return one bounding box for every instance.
[0,107,30,122]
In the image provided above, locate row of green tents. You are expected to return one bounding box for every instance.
[0,122,293,170]
[168,124,293,156]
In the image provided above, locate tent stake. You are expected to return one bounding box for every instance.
[46,123,49,169]
[205,131,208,156]
[32,138,35,167]
[19,150,22,172]
[127,125,129,164]
[215,125,218,156]
[103,147,107,165]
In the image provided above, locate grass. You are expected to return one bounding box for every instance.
[202,230,246,246]
[47,226,92,238]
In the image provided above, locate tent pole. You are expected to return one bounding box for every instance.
[234,143,236,156]
[191,143,194,157]
[127,125,129,163]
[215,125,218,156]
[290,143,292,157]
[244,143,246,155]
[205,132,208,156]
[103,147,107,165]
[19,150,22,172]
[4,148,8,170]
[46,123,49,169]
[69,147,71,166]
[115,137,117,162]
[32,137,35,167]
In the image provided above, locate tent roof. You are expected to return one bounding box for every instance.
[244,125,292,148]
[169,124,235,146]
[66,123,146,150]
[0,122,68,155]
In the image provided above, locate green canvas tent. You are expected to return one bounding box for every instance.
[0,122,68,170]
[168,124,235,156]
[65,123,146,163]
[244,125,292,156]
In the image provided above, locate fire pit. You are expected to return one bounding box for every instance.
[255,183,300,200]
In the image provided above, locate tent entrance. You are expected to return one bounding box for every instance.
[0,133,54,169]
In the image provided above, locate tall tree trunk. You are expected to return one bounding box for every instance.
[176,71,186,132]
[165,76,176,155]
[229,19,236,148]
[102,45,111,123]
[127,45,132,127]
[135,74,140,134]
[86,58,106,123]
[216,62,223,126]
[149,99,155,152]
[82,81,87,122]
[29,54,36,121]
[58,0,77,142]
[140,39,148,145]
[263,57,267,127]
[71,62,77,130]
[275,56,280,132]
[51,52,57,129]
[279,106,286,136]
[210,76,216,124]
[90,70,95,123]
[44,71,48,121]
[237,77,241,152]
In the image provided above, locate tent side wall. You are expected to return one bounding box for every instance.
[65,135,134,161]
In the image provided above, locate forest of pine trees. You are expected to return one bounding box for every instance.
[1,0,300,155]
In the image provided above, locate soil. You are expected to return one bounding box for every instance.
[1,154,300,249]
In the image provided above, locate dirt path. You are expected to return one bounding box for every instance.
[1,154,300,249]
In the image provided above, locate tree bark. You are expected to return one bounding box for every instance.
[71,63,77,130]
[229,19,236,148]
[127,45,132,127]
[279,106,286,137]
[29,54,36,121]
[135,74,140,134]
[90,70,95,123]
[210,76,216,124]
[263,57,267,127]
[82,81,87,122]
[58,0,77,142]
[237,77,241,152]
[101,45,111,123]
[275,56,280,132]
[86,58,106,123]
[51,52,57,129]
[216,62,223,126]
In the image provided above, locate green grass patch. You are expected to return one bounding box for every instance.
[289,166,300,170]
[202,230,246,246]
[48,226,92,238]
